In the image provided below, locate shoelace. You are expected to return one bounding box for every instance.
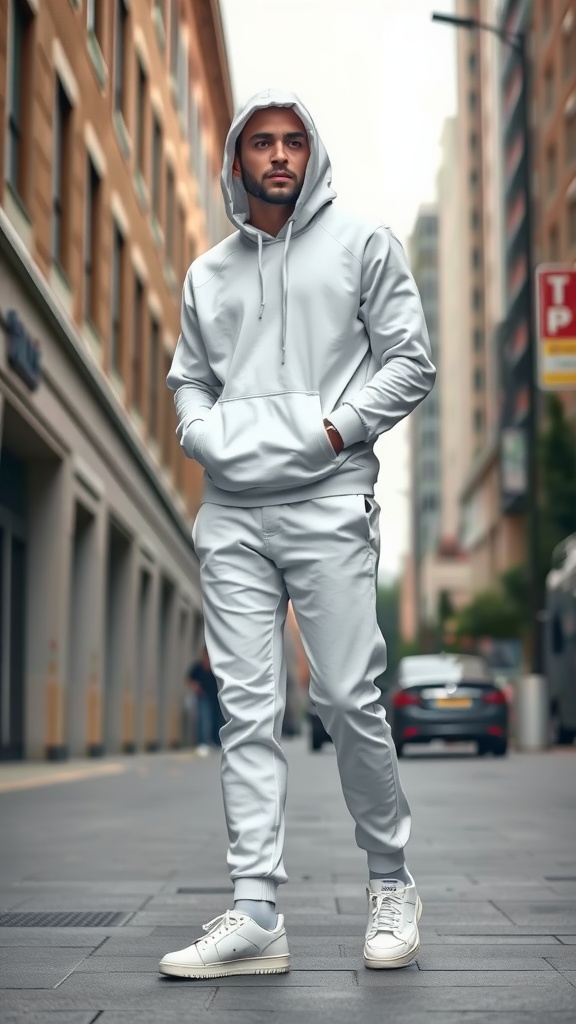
[201,909,243,937]
[367,890,403,938]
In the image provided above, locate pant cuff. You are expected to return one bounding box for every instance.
[366,852,407,876]
[233,877,278,903]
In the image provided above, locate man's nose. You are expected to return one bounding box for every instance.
[271,143,288,163]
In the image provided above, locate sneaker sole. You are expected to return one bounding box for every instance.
[363,895,423,970]
[158,954,290,979]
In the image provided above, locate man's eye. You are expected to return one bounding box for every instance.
[255,141,269,148]
[289,141,302,148]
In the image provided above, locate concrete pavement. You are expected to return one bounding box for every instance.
[1,738,576,1023]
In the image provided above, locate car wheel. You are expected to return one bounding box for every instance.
[477,740,490,756]
[395,743,404,758]
[557,726,576,746]
[491,738,508,757]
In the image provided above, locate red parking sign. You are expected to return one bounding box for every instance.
[536,265,576,390]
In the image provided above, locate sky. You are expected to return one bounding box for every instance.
[219,0,457,582]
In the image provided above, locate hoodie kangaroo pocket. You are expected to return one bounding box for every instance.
[194,391,338,493]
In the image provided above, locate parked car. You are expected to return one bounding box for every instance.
[384,653,509,757]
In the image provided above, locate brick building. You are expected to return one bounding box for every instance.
[0,0,233,759]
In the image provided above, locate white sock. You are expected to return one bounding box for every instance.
[233,899,277,930]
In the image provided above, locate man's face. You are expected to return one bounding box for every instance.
[233,107,311,206]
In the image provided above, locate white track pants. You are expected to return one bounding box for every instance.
[193,494,412,902]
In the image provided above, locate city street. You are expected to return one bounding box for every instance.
[1,739,576,1024]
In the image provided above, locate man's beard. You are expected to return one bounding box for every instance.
[241,165,303,206]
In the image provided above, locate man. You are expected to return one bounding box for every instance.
[160,89,435,980]
[186,647,224,755]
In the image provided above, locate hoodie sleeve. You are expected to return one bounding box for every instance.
[166,269,220,459]
[327,227,436,447]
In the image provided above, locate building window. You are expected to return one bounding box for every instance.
[169,0,178,81]
[472,248,480,269]
[546,145,557,196]
[474,408,484,433]
[84,155,101,325]
[469,131,478,152]
[470,168,479,189]
[6,0,34,202]
[52,77,73,272]
[468,51,476,73]
[148,315,160,439]
[132,276,145,412]
[152,114,163,221]
[114,0,128,119]
[566,106,576,166]
[473,368,484,391]
[549,223,559,261]
[469,90,477,112]
[135,59,147,179]
[472,288,482,310]
[473,329,484,351]
[86,0,105,49]
[544,65,554,117]
[471,208,479,230]
[165,164,175,264]
[110,222,125,375]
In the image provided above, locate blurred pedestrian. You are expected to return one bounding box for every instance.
[161,89,435,980]
[186,648,224,756]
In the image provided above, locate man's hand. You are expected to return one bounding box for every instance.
[323,418,344,455]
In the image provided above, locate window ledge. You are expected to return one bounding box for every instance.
[87,31,107,91]
[3,183,33,251]
[82,319,103,364]
[114,110,132,161]
[49,262,73,318]
[152,6,166,52]
[134,170,150,212]
[110,367,126,403]
[163,259,179,295]
[150,214,164,249]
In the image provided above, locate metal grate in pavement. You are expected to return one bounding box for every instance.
[177,887,232,895]
[0,911,133,927]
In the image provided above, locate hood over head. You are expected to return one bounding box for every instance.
[221,88,336,241]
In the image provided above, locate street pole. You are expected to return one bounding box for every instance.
[432,12,542,675]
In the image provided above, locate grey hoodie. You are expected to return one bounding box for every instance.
[167,89,435,507]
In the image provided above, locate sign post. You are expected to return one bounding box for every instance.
[536,265,576,391]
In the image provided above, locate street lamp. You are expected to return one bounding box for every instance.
[432,11,542,675]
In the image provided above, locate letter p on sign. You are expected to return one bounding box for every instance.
[536,265,576,391]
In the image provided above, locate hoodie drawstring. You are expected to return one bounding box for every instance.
[256,221,294,365]
[281,220,294,365]
[257,233,266,320]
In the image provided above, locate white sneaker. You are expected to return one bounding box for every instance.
[158,909,290,979]
[196,744,210,757]
[363,874,422,969]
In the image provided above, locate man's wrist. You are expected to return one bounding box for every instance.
[323,418,344,454]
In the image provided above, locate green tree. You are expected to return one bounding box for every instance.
[538,394,576,576]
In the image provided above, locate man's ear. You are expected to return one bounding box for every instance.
[232,153,242,179]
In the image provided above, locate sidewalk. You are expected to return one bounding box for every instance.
[1,740,576,1023]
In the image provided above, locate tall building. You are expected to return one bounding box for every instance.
[408,205,441,628]
[0,0,233,759]
[531,0,576,420]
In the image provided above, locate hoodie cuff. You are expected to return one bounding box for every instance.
[327,404,367,448]
[181,417,207,460]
